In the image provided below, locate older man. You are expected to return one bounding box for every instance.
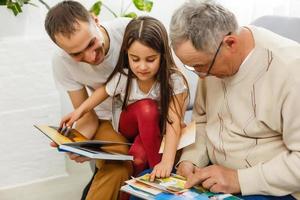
[170,1,300,199]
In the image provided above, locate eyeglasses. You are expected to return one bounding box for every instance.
[184,32,231,77]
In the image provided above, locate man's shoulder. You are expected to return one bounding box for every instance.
[52,49,78,66]
[51,49,85,77]
[52,48,67,61]
[250,25,300,65]
[250,25,300,53]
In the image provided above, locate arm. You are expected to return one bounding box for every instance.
[178,79,209,168]
[61,85,109,129]
[238,82,300,196]
[61,87,109,163]
[51,53,102,138]
[67,88,99,139]
[178,79,240,194]
[50,88,97,164]
[74,85,109,116]
[150,91,188,180]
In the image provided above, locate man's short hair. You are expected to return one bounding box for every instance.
[45,0,91,43]
[169,1,239,53]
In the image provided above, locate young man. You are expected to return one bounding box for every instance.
[170,1,300,199]
[45,1,131,200]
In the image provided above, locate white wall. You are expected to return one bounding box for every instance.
[0,38,65,189]
[0,3,67,191]
[0,0,187,198]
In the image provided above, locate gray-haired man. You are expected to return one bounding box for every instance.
[170,1,300,199]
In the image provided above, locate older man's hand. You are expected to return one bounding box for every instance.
[176,161,196,178]
[185,164,241,194]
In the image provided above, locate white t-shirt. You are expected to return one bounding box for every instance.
[52,18,131,120]
[105,69,188,129]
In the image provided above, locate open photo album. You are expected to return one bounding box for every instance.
[34,125,133,160]
[121,173,242,200]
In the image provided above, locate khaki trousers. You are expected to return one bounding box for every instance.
[85,120,133,200]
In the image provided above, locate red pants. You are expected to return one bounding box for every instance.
[119,99,162,176]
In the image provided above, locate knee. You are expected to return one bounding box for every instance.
[132,99,159,119]
[132,158,148,175]
[113,161,133,180]
[133,157,147,168]
[130,149,147,166]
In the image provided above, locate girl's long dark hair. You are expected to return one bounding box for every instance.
[106,16,188,135]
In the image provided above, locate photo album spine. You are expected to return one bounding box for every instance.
[58,144,134,161]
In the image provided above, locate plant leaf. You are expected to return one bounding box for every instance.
[2,0,43,15]
[6,5,15,15]
[14,2,22,12]
[89,1,102,16]
[122,12,137,18]
[132,0,153,12]
[0,0,6,6]
[16,0,24,7]
[7,2,22,16]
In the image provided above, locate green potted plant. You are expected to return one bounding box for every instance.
[0,0,34,16]
[90,0,153,18]
[0,0,49,16]
[0,0,50,38]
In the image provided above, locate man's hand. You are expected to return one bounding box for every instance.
[185,164,241,194]
[50,141,58,148]
[66,152,92,163]
[176,161,196,178]
[49,142,91,163]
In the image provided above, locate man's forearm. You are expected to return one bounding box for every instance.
[179,123,209,167]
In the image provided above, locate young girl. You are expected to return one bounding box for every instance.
[60,16,189,179]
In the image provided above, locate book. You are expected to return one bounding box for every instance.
[132,173,188,195]
[121,173,242,200]
[159,121,196,153]
[34,125,133,161]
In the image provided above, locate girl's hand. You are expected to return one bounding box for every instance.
[59,109,83,131]
[150,161,173,181]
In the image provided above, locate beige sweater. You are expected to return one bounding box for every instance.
[180,26,300,198]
